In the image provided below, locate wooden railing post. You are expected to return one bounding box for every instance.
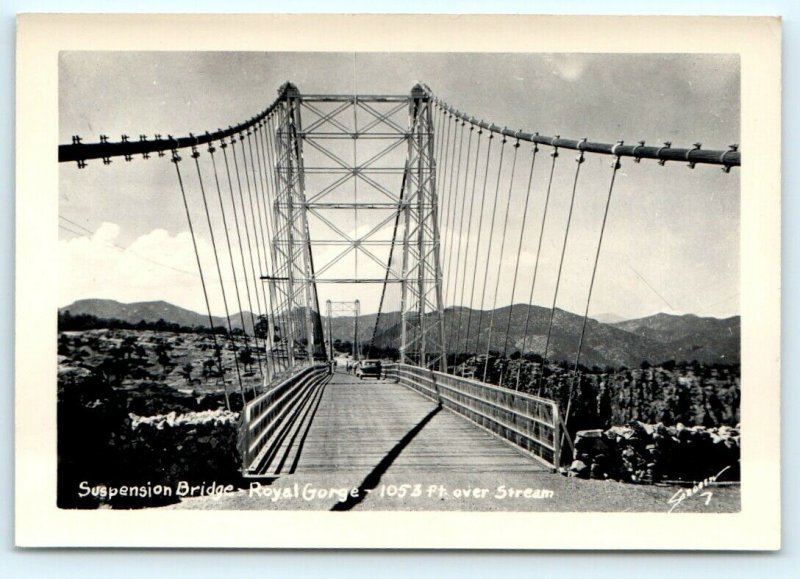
[552,401,561,471]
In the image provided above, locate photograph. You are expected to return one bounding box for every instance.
[15,13,781,550]
[56,50,742,512]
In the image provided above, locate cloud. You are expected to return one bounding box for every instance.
[59,222,265,317]
[548,55,587,82]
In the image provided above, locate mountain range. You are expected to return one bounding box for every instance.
[61,299,259,334]
[60,298,740,368]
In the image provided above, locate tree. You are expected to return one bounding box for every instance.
[202,357,221,380]
[58,334,72,356]
[134,344,147,361]
[180,363,194,384]
[97,355,131,386]
[254,315,270,339]
[238,348,255,372]
[155,341,174,377]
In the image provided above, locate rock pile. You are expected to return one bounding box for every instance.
[123,381,239,415]
[126,409,242,495]
[567,421,740,484]
[57,368,243,508]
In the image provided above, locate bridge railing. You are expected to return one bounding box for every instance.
[384,363,561,470]
[239,363,330,474]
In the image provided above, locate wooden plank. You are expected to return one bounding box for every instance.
[288,370,547,475]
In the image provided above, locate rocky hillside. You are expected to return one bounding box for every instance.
[373,305,739,368]
[61,299,740,369]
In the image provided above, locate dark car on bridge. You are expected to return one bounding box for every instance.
[355,360,382,380]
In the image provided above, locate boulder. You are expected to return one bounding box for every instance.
[569,459,589,479]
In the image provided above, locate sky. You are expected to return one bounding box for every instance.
[59,52,740,320]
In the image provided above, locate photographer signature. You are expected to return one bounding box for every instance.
[667,466,731,513]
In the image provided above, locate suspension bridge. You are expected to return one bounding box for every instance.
[59,81,739,493]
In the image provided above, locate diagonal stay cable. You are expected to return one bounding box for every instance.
[229,136,267,376]
[538,141,588,395]
[445,123,474,356]
[441,119,466,367]
[502,143,539,382]
[169,149,231,411]
[516,145,560,390]
[562,149,623,442]
[208,145,253,379]
[192,144,245,405]
[464,132,495,355]
[482,138,520,383]
[454,127,483,363]
[474,135,507,359]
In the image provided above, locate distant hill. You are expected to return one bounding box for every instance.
[60,299,740,368]
[60,299,258,334]
[592,312,627,324]
[612,313,740,365]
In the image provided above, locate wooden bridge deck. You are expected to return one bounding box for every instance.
[251,368,545,478]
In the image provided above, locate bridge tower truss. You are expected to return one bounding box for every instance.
[399,85,445,370]
[269,83,327,364]
[266,84,445,372]
[325,300,362,362]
